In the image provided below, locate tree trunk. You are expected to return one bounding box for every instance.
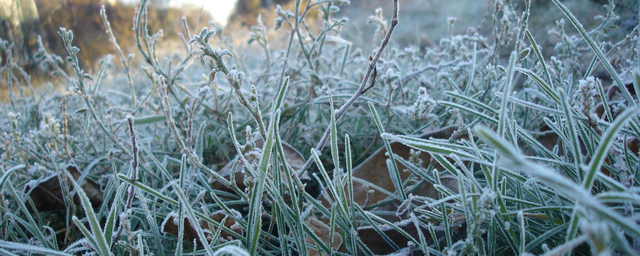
[0,0,42,71]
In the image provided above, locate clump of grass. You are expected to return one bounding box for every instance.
[1,0,639,255]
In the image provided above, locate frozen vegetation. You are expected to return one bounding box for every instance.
[1,0,640,255]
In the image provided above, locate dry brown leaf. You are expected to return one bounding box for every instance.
[212,138,307,193]
[321,126,461,209]
[313,126,465,253]
[357,214,466,255]
[305,216,343,256]
[628,137,640,157]
[534,105,640,177]
[26,165,103,212]
[161,209,243,245]
[161,212,202,245]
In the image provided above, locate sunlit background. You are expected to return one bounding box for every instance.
[117,0,237,26]
[167,0,237,27]
[2,0,634,95]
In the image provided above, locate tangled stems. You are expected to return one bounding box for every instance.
[57,28,133,157]
[158,78,246,196]
[296,0,400,177]
[190,28,268,139]
[100,6,136,108]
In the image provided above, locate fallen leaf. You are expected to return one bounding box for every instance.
[160,212,201,245]
[212,138,307,193]
[322,126,461,208]
[305,216,342,256]
[26,165,103,212]
[315,126,465,254]
[628,137,640,157]
[357,214,466,255]
[161,209,243,245]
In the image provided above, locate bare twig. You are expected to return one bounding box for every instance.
[158,78,245,196]
[124,116,139,211]
[61,93,71,158]
[110,115,138,251]
[101,6,136,108]
[296,0,400,177]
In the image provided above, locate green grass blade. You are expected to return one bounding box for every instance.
[515,67,560,104]
[171,180,215,255]
[117,174,178,204]
[72,216,98,250]
[382,133,476,160]
[64,170,111,256]
[0,240,72,256]
[498,51,518,136]
[559,89,583,182]
[368,102,406,200]
[0,164,24,191]
[247,109,280,255]
[5,182,54,249]
[584,106,640,191]
[274,76,290,111]
[330,93,340,174]
[550,0,634,105]
[104,183,126,246]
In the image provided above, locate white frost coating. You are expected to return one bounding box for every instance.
[390,105,412,117]
[199,86,211,96]
[357,218,413,233]
[212,244,250,256]
[229,208,242,218]
[26,163,43,176]
[476,187,497,220]
[160,211,180,235]
[478,187,496,207]
[573,76,598,120]
[229,221,242,232]
[24,179,41,191]
[404,87,437,119]
[383,247,414,256]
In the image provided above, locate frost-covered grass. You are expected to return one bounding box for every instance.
[1,0,640,255]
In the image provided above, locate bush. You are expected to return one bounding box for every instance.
[0,0,639,255]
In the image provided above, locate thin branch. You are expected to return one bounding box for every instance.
[296,0,400,177]
[110,115,138,251]
[101,6,136,108]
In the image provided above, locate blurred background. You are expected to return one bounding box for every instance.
[0,0,637,92]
